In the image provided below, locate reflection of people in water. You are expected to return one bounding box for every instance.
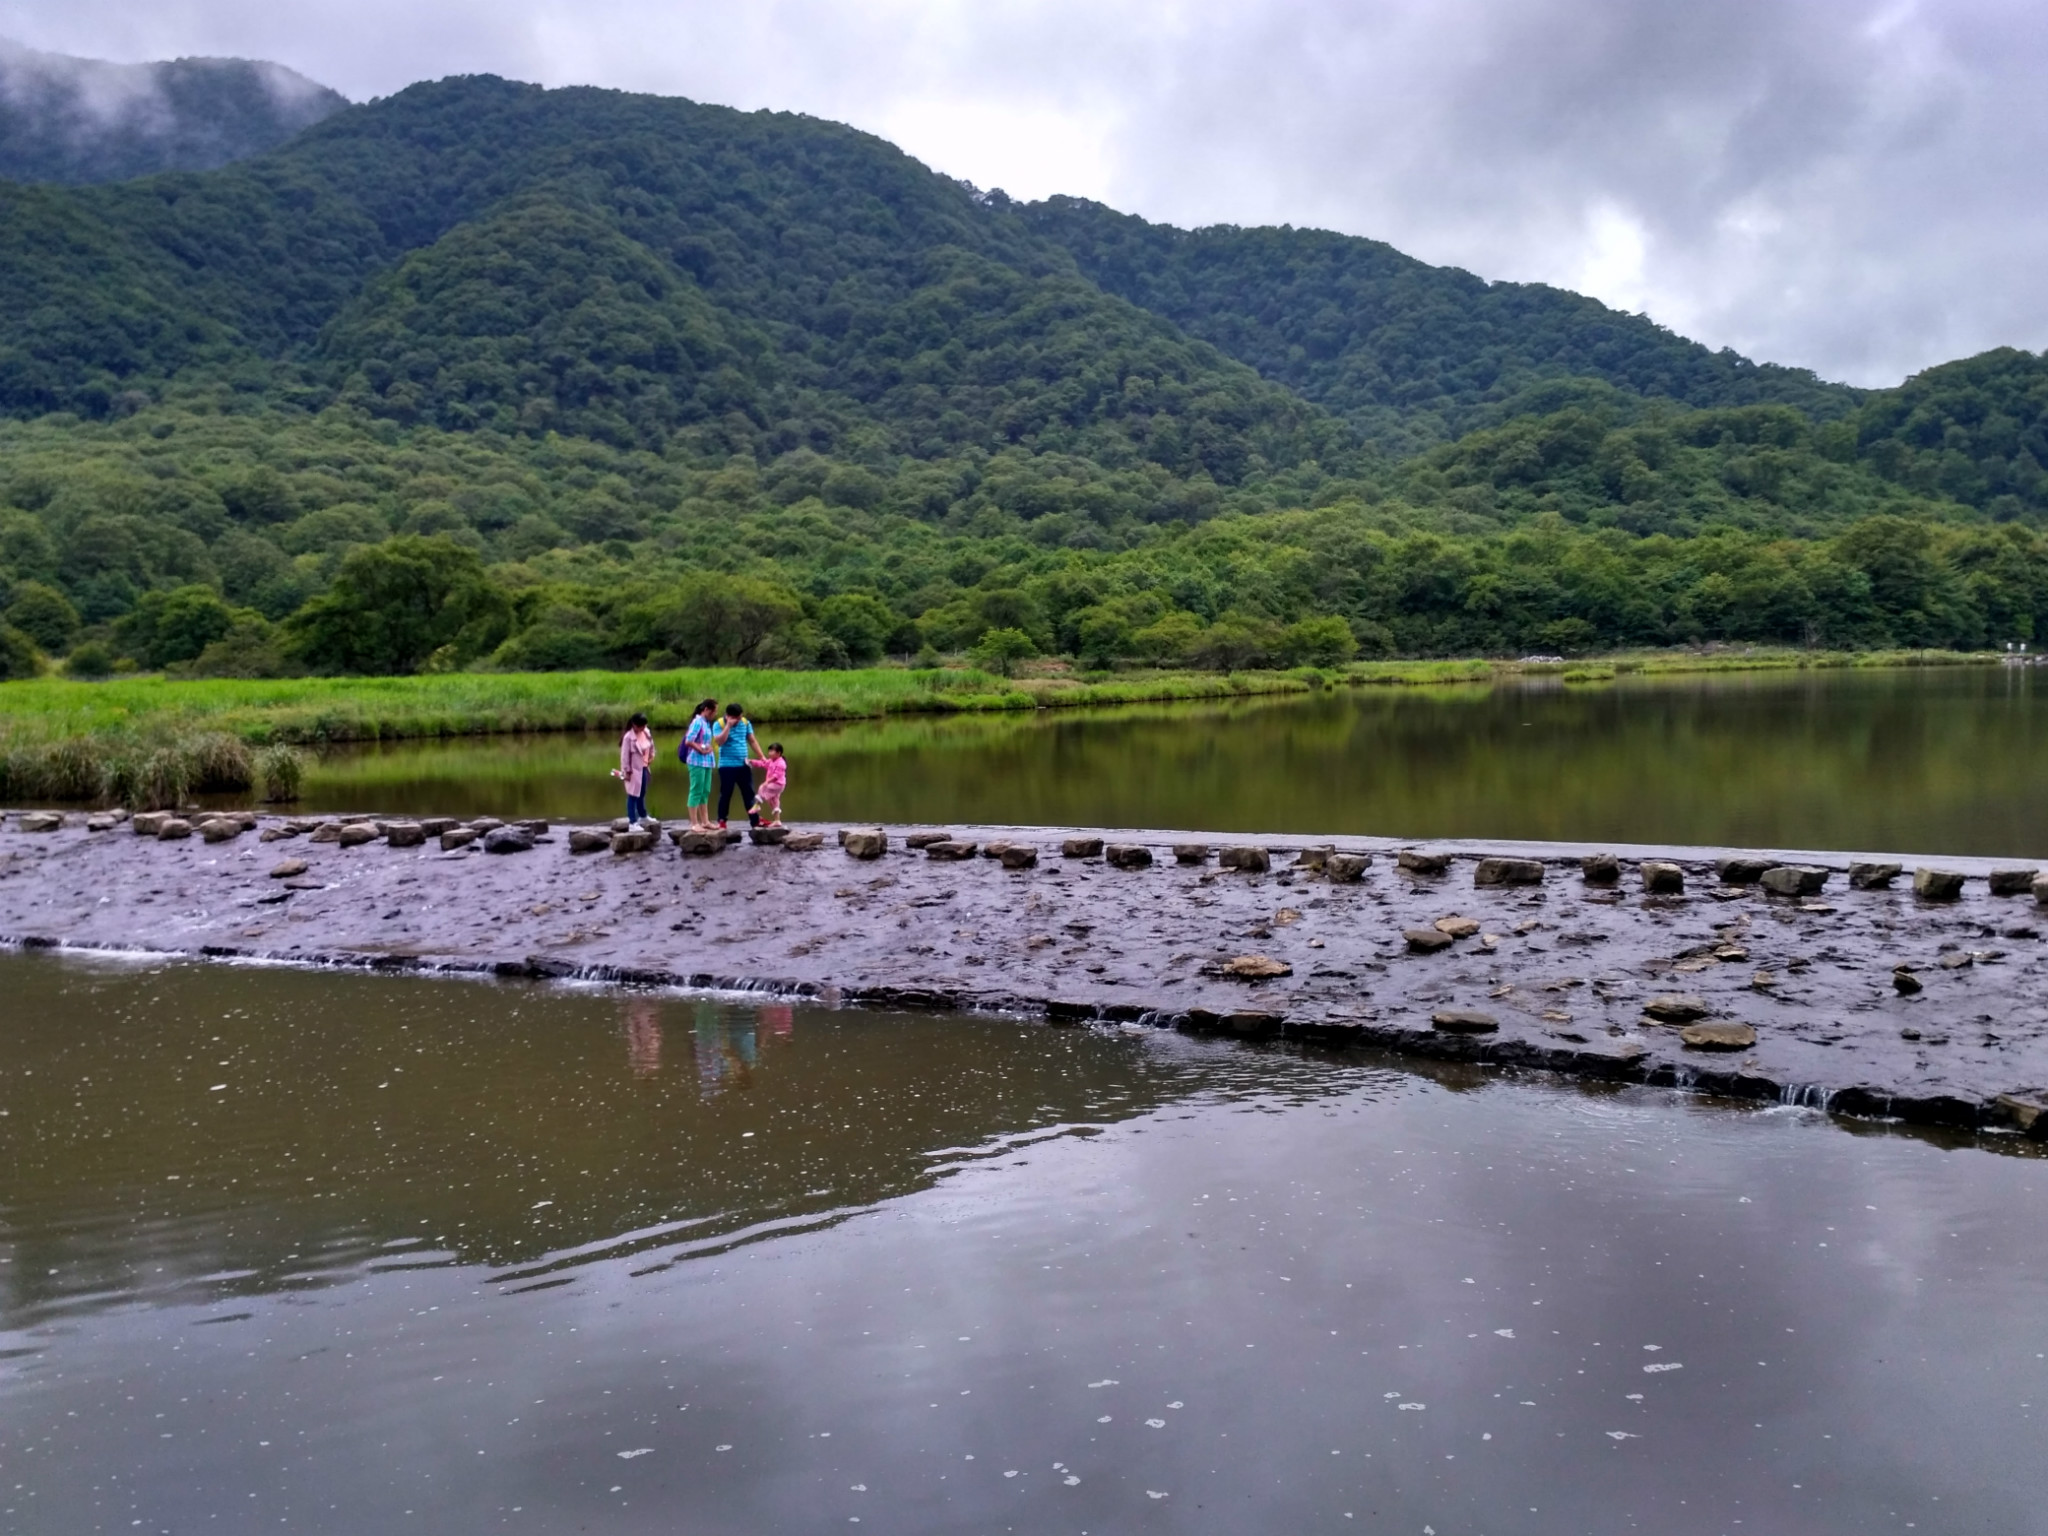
[688,1002,797,1096]
[625,1000,662,1076]
[693,1002,751,1096]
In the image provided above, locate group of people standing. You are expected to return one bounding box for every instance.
[614,703,787,833]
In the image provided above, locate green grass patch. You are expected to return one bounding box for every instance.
[0,665,1317,804]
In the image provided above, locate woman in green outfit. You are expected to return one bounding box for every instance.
[681,698,719,831]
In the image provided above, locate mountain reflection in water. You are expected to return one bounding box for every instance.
[289,664,2048,855]
[0,952,1366,1328]
[5,950,2047,1535]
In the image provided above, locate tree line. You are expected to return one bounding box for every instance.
[4,405,2044,681]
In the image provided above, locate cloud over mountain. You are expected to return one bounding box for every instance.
[0,36,346,182]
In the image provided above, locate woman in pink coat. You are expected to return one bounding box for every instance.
[613,712,655,827]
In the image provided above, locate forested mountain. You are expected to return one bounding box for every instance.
[0,70,2045,681]
[0,39,345,184]
[1022,198,1860,456]
[0,76,1346,488]
[1851,348,2048,519]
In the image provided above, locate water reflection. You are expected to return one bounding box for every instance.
[623,999,662,1076]
[0,952,1320,1329]
[5,951,2048,1534]
[295,665,2048,855]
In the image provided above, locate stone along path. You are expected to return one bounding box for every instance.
[4,808,2048,1137]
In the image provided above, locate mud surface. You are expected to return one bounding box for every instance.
[6,811,2047,1133]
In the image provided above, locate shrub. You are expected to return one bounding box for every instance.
[188,733,255,792]
[1279,616,1360,667]
[257,742,305,802]
[816,593,896,664]
[125,746,193,810]
[288,536,512,674]
[65,640,116,677]
[185,615,294,678]
[488,606,611,671]
[1535,617,1599,656]
[968,627,1038,678]
[1190,616,1281,671]
[617,574,805,666]
[1130,612,1205,665]
[5,581,80,652]
[0,622,43,679]
[37,737,102,799]
[114,584,237,668]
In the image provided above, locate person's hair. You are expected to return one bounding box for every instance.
[767,741,783,754]
[628,712,648,728]
[694,698,717,716]
[724,702,744,718]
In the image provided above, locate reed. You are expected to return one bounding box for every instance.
[0,729,254,810]
[256,743,306,803]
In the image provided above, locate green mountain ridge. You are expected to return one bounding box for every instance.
[0,70,2046,681]
[1021,196,1859,456]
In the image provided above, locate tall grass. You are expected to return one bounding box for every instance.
[2,730,253,810]
[256,743,305,802]
[0,665,1316,753]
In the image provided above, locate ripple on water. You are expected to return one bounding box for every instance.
[0,949,2041,1535]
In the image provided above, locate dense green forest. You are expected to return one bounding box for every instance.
[0,71,2045,684]
[1021,198,1860,455]
[0,41,345,185]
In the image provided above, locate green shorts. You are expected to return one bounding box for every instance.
[687,763,715,806]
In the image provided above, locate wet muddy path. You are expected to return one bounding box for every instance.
[7,812,2048,1126]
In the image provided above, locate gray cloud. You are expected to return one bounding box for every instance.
[0,35,180,134]
[0,35,329,127]
[2,0,2041,384]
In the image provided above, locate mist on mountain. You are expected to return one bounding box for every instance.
[0,37,348,184]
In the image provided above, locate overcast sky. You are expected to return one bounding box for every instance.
[2,0,2041,386]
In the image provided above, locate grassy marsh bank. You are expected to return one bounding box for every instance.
[0,648,2002,808]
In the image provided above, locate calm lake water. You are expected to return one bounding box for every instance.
[300,664,2048,856]
[4,949,2045,1534]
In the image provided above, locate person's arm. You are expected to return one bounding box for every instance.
[746,722,768,764]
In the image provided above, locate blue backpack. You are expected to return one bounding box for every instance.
[678,717,709,763]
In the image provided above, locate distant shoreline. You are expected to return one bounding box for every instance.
[0,646,2000,768]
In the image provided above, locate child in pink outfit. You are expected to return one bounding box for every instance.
[755,743,788,827]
